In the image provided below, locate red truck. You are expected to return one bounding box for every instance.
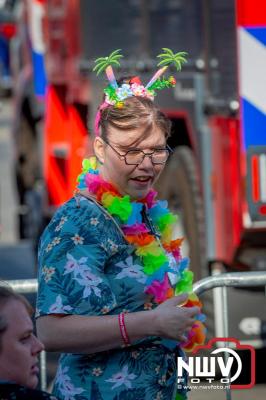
[12,0,266,346]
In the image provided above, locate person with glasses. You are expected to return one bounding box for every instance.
[36,50,205,400]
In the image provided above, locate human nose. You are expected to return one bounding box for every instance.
[138,153,154,168]
[32,334,45,355]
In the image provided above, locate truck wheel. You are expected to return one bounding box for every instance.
[156,146,215,339]
[156,145,207,280]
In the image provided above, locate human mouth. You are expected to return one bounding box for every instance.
[131,176,153,183]
[31,363,39,375]
[130,176,153,190]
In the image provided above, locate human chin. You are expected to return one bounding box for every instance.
[27,373,39,389]
[127,180,152,199]
[26,366,39,389]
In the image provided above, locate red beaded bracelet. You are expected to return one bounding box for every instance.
[118,312,130,346]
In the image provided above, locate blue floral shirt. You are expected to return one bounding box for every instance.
[36,195,187,400]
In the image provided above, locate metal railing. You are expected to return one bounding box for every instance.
[2,270,266,397]
[193,269,266,400]
[193,270,266,295]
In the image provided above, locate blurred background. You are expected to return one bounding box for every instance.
[0,0,265,398]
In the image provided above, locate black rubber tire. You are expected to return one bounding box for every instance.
[156,145,207,281]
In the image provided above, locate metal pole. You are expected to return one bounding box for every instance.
[0,278,38,293]
[221,286,231,400]
[39,351,47,391]
[212,263,226,339]
[193,271,266,295]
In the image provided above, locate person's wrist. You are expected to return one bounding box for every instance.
[145,309,160,336]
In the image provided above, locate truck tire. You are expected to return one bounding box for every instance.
[156,145,207,280]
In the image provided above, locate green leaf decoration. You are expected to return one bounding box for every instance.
[104,85,117,101]
[157,48,187,71]
[93,49,123,76]
[148,77,176,92]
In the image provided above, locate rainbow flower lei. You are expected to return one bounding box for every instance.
[77,157,206,352]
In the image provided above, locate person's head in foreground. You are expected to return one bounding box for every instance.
[0,285,44,389]
[91,49,187,200]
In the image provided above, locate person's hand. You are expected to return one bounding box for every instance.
[151,293,200,342]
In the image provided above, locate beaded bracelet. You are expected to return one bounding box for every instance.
[118,312,130,346]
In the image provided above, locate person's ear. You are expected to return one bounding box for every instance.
[93,137,105,164]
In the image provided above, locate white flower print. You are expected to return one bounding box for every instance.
[100,242,108,252]
[42,266,55,283]
[60,382,85,400]
[144,302,153,310]
[158,374,167,385]
[92,367,103,376]
[75,268,103,298]
[55,216,68,232]
[131,351,140,359]
[49,295,73,313]
[55,365,85,400]
[107,239,119,254]
[155,391,163,400]
[45,237,60,252]
[101,306,110,314]
[63,253,103,299]
[45,243,53,253]
[56,364,69,383]
[106,365,137,390]
[90,217,99,226]
[115,256,146,283]
[155,365,161,374]
[71,234,84,245]
[52,236,61,246]
[63,253,88,276]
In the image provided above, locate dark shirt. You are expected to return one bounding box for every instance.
[0,382,57,400]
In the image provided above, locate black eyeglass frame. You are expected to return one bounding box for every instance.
[102,139,173,165]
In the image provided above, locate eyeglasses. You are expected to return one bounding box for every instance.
[103,139,172,165]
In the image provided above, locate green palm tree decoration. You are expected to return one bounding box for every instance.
[93,49,123,88]
[157,48,187,70]
[146,48,187,88]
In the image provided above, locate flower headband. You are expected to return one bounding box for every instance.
[93,48,187,135]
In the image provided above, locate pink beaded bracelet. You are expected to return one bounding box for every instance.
[118,312,130,346]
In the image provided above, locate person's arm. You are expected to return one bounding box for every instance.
[36,294,199,353]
